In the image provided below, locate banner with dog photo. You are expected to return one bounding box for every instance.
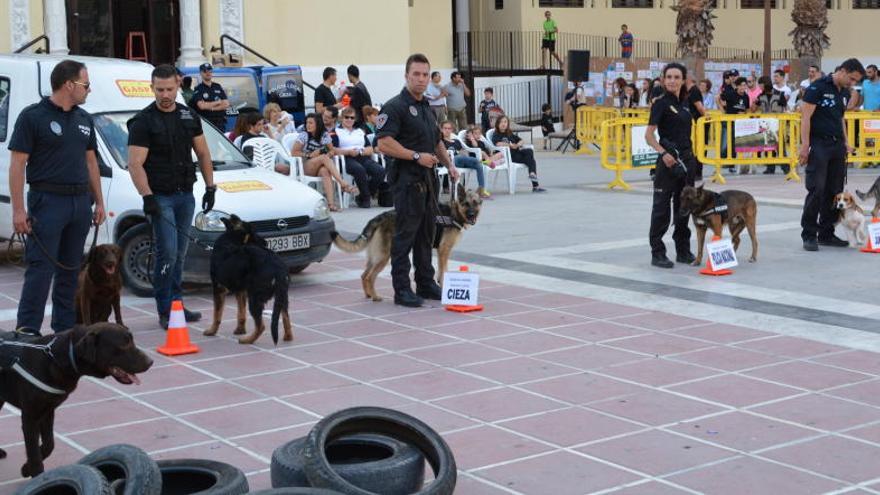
[733,118,780,154]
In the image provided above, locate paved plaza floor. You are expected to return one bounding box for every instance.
[1,151,879,494]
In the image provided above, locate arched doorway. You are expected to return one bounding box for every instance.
[67,0,180,65]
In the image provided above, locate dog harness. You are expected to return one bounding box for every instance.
[695,192,729,226]
[433,203,464,249]
[0,331,73,395]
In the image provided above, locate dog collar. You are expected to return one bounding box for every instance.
[11,362,66,395]
[435,215,464,231]
[67,340,80,375]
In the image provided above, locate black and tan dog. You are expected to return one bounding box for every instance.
[856,175,880,218]
[204,215,293,345]
[0,323,152,477]
[331,183,482,302]
[75,244,124,326]
[680,185,758,265]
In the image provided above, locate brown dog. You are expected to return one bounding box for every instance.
[75,244,124,326]
[680,185,758,265]
[0,323,152,477]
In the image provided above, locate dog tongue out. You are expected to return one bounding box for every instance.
[109,367,141,385]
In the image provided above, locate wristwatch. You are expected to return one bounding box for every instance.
[412,152,421,161]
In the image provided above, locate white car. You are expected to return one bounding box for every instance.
[0,54,334,296]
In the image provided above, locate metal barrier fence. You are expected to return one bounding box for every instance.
[576,106,620,155]
[599,117,650,190]
[846,111,880,167]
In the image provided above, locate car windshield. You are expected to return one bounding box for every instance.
[93,111,252,171]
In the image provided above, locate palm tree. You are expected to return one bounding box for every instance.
[673,0,716,59]
[790,0,830,76]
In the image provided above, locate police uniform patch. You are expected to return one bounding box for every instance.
[203,92,209,98]
[78,124,90,136]
[49,121,62,136]
[409,105,418,116]
[376,114,388,129]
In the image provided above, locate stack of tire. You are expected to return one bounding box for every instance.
[13,407,457,495]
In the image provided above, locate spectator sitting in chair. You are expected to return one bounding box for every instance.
[287,112,356,212]
[334,107,385,208]
[440,121,492,199]
[238,112,268,156]
[323,106,341,147]
[362,106,379,135]
[464,125,505,169]
[263,102,295,142]
[619,83,639,109]
[492,116,545,193]
[229,109,260,147]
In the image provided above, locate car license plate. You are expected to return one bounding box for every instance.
[266,233,310,252]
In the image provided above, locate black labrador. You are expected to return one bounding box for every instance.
[0,323,153,477]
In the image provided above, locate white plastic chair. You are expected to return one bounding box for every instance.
[240,137,287,171]
[457,131,513,194]
[280,133,340,203]
[484,129,532,195]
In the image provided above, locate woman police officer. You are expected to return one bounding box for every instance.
[645,63,697,268]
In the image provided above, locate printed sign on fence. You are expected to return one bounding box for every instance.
[707,238,738,270]
[631,125,660,167]
[864,120,880,135]
[734,118,780,153]
[869,222,880,249]
[441,271,480,306]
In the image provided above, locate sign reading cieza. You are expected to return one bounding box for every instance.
[441,271,480,306]
[115,80,153,98]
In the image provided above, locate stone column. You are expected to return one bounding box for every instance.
[177,0,206,67]
[43,0,69,55]
[219,0,244,58]
[9,0,31,52]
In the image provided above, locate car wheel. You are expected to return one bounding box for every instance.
[118,223,154,297]
[289,264,309,274]
[78,444,161,495]
[271,434,424,494]
[156,458,248,495]
[15,464,110,494]
[302,407,456,495]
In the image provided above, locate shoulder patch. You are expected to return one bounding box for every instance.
[376,114,388,129]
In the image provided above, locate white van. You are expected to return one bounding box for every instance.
[0,54,334,296]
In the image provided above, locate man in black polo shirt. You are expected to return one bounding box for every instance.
[800,58,866,252]
[189,63,230,130]
[377,53,460,307]
[8,59,106,335]
[128,64,217,329]
[346,65,372,127]
[686,76,706,180]
[314,67,341,115]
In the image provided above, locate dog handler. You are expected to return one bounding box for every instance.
[645,63,697,269]
[8,60,106,335]
[127,64,216,329]
[377,53,460,308]
[799,58,866,251]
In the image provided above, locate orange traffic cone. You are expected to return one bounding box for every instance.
[157,300,200,356]
[861,217,880,254]
[699,235,733,276]
[445,265,484,313]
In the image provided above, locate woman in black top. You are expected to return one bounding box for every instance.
[491,116,546,192]
[645,63,697,269]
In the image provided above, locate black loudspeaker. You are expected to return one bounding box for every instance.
[566,50,590,82]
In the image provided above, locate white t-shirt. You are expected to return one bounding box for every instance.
[335,126,370,150]
[425,82,447,107]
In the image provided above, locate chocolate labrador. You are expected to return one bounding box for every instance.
[0,323,152,477]
[75,244,124,326]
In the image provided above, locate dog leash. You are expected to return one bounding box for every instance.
[24,220,100,271]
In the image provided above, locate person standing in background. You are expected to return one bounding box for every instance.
[619,25,634,59]
[445,72,471,132]
[425,72,448,123]
[540,11,564,70]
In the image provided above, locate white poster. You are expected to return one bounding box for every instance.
[631,125,660,167]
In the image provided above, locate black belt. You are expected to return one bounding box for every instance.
[29,183,90,195]
[812,134,844,143]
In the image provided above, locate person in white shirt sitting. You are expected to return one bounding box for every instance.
[262,102,296,142]
[334,107,385,208]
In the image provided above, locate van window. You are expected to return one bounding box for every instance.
[211,75,260,112]
[0,78,10,142]
[92,111,253,171]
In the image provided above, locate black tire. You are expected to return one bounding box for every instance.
[301,407,456,495]
[271,434,424,493]
[14,464,110,495]
[156,458,249,495]
[118,222,155,297]
[251,490,344,495]
[78,444,161,495]
[289,264,309,275]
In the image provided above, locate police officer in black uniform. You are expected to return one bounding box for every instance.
[645,63,697,269]
[377,53,461,307]
[127,65,216,329]
[8,60,106,335]
[189,63,231,130]
[800,58,866,251]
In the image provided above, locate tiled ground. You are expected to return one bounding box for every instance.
[1,251,880,494]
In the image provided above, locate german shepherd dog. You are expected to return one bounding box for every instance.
[680,185,759,265]
[204,215,293,345]
[331,183,482,302]
[856,175,880,218]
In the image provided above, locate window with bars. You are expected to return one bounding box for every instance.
[612,0,654,7]
[740,0,776,7]
[495,0,504,9]
[853,0,879,8]
[538,0,586,7]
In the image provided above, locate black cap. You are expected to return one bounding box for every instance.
[199,63,213,72]
[723,69,739,78]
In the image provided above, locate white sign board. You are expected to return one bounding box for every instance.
[707,238,738,270]
[869,222,880,249]
[631,125,660,167]
[441,271,480,306]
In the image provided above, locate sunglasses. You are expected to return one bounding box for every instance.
[342,116,356,120]
[72,81,91,89]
